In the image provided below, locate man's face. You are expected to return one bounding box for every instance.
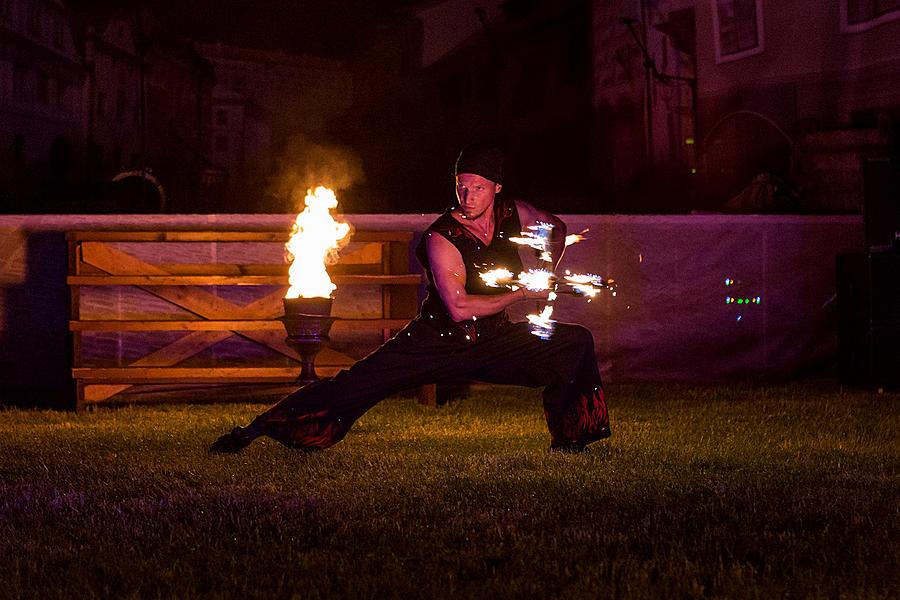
[455,173,502,220]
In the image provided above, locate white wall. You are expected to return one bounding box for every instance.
[695,1,900,97]
[0,213,863,405]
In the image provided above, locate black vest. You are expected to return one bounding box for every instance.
[416,197,523,332]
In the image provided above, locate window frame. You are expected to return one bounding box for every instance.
[840,0,900,33]
[711,0,765,64]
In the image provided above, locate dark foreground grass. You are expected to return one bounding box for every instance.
[1,382,898,599]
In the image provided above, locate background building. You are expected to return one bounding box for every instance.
[592,0,900,213]
[341,0,596,213]
[80,10,140,187]
[81,7,214,212]
[692,0,900,212]
[2,0,899,214]
[1,2,214,213]
[0,0,83,212]
[198,43,353,212]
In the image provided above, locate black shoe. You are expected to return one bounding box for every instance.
[549,442,589,454]
[209,426,256,454]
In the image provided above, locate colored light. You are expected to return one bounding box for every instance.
[685,138,695,145]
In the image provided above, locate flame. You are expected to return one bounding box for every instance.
[478,265,617,301]
[518,268,554,291]
[563,273,616,298]
[508,236,545,251]
[509,222,555,252]
[511,224,586,250]
[526,304,555,339]
[567,283,600,298]
[480,267,516,288]
[285,186,351,299]
[565,229,588,246]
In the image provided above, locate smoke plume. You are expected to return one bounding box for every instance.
[271,134,364,213]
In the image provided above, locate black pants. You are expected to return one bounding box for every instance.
[250,317,610,450]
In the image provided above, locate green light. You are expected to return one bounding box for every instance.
[737,299,744,304]
[685,138,695,145]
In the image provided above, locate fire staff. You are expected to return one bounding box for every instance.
[210,143,610,454]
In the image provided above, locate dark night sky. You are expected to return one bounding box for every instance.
[83,0,423,57]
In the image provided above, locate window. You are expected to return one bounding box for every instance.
[97,92,107,117]
[511,65,543,118]
[88,143,103,173]
[116,89,127,122]
[842,0,900,32]
[57,80,71,113]
[13,134,25,163]
[36,70,49,104]
[215,135,229,153]
[712,0,764,63]
[439,72,466,115]
[13,65,30,101]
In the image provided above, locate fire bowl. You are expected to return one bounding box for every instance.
[281,297,338,384]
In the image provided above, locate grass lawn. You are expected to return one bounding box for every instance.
[1,381,898,599]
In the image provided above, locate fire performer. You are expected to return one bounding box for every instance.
[210,143,610,454]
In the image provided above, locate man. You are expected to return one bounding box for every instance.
[210,143,610,454]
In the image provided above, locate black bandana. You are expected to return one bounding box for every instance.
[455,142,504,184]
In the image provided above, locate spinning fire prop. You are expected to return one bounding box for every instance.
[481,223,616,339]
[281,186,351,383]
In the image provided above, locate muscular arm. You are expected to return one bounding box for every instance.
[515,200,568,271]
[425,232,547,322]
